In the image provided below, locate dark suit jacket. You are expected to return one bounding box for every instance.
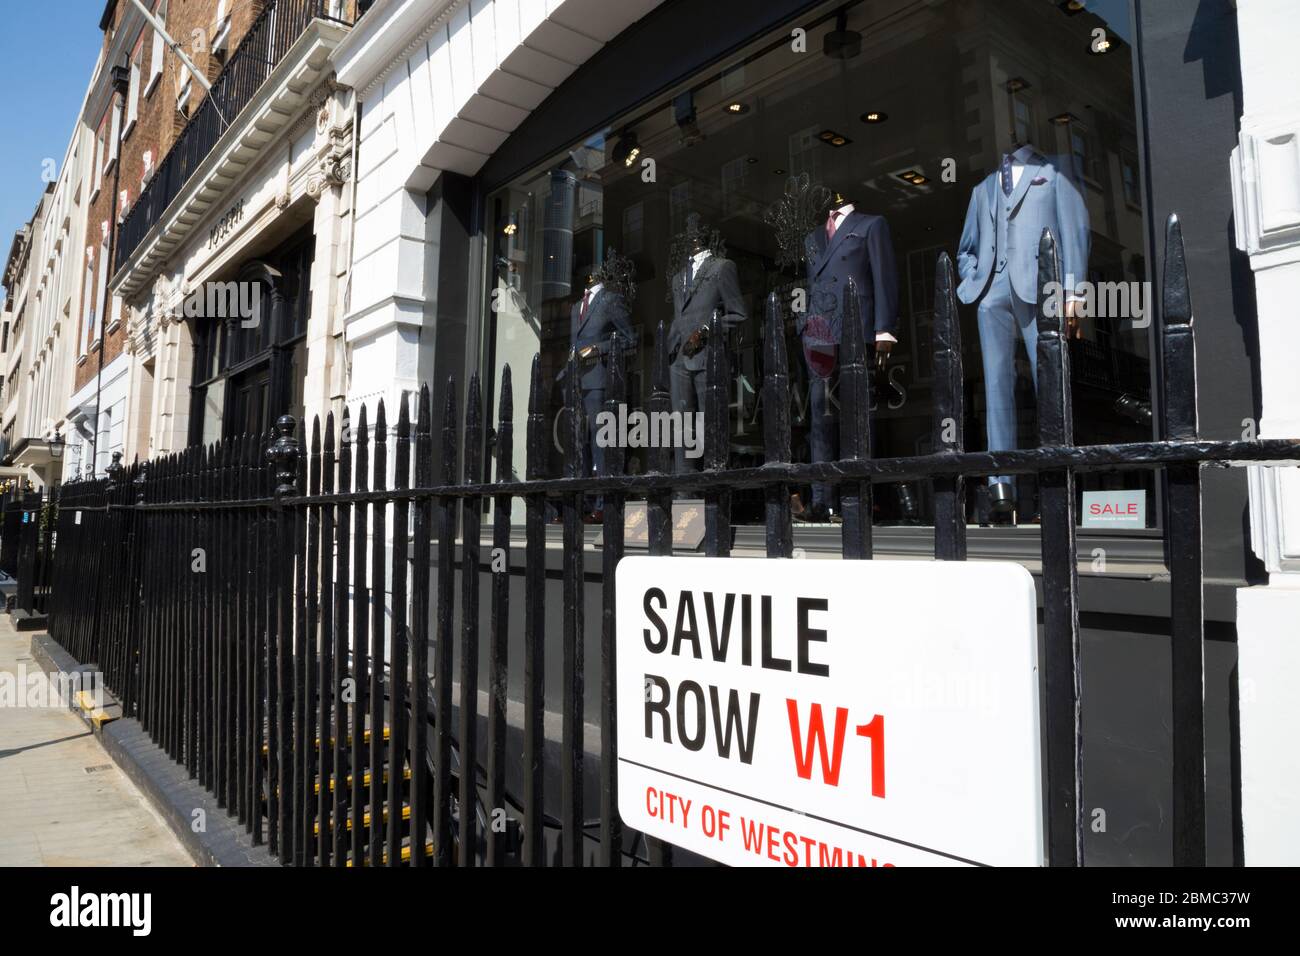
[802,210,899,342]
[668,255,747,370]
[564,287,636,390]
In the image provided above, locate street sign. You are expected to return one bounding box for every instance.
[615,557,1043,867]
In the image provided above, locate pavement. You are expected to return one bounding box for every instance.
[0,615,193,866]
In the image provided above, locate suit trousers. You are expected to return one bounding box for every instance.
[977,272,1039,488]
[669,355,708,474]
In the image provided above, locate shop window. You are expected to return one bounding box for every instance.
[146,1,167,96]
[1121,151,1141,208]
[1011,88,1035,148]
[126,39,142,137]
[106,102,121,170]
[483,0,1151,529]
[187,231,314,444]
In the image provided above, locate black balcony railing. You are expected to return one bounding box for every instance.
[115,0,356,272]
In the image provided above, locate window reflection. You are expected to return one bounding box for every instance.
[486,0,1152,529]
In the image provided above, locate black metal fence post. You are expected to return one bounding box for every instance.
[600,341,626,867]
[522,360,545,866]
[932,254,967,561]
[838,280,872,559]
[1035,228,1083,867]
[268,414,300,864]
[486,369,513,867]
[14,489,41,613]
[1160,214,1207,867]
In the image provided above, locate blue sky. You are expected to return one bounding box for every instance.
[0,0,105,310]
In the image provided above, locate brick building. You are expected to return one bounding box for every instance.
[102,0,360,465]
[67,0,274,476]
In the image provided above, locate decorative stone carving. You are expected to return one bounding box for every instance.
[306,146,353,203]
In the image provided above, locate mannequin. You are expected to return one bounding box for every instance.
[563,264,634,519]
[796,191,899,521]
[667,214,745,473]
[956,142,1090,523]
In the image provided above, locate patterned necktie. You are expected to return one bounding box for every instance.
[1001,154,1014,196]
[826,210,840,240]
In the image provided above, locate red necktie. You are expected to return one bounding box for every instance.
[826,210,840,241]
[579,289,591,320]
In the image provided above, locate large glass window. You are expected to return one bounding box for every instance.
[484,0,1150,529]
[188,230,313,443]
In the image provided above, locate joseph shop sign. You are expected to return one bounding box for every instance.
[615,558,1044,867]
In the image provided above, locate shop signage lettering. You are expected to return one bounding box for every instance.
[1081,490,1146,529]
[615,557,1044,866]
[207,198,246,250]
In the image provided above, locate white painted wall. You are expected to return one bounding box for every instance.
[1230,0,1300,865]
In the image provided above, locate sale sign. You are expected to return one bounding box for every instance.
[615,557,1043,867]
[1082,489,1147,528]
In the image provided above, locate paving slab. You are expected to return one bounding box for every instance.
[0,615,193,867]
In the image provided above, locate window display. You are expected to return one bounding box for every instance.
[483,0,1149,528]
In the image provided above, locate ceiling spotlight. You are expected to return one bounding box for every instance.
[611,130,640,167]
[1059,0,1087,13]
[1005,76,1031,93]
[818,129,851,147]
[860,111,888,124]
[773,168,787,175]
[503,221,518,236]
[1089,34,1112,54]
[1051,112,1079,126]
[726,102,749,115]
[746,156,758,164]
[894,169,927,186]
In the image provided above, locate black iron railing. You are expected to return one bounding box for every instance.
[43,219,1300,866]
[115,0,355,272]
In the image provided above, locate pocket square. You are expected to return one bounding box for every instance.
[1031,176,1049,186]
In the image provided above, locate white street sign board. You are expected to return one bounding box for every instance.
[615,557,1044,867]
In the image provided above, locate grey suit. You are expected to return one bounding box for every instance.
[958,150,1090,491]
[668,255,746,472]
[562,287,635,492]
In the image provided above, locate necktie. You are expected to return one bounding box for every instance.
[1001,154,1014,196]
[579,289,591,320]
[826,210,841,240]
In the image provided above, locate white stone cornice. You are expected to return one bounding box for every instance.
[333,0,469,103]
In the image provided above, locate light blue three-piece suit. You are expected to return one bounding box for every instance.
[956,146,1091,489]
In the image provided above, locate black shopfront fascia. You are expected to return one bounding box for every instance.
[428,0,1255,864]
